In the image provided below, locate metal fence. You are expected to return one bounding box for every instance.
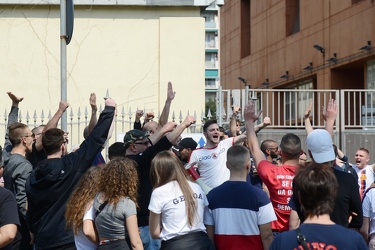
[2,88,375,162]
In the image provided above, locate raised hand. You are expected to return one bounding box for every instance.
[167,81,176,101]
[304,102,313,119]
[322,99,338,121]
[58,101,69,113]
[7,92,24,104]
[89,93,97,111]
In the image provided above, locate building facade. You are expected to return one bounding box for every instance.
[220,0,375,92]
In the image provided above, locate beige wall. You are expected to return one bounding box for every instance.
[0,5,205,129]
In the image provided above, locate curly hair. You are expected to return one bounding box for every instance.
[150,151,197,226]
[65,167,102,235]
[98,158,139,208]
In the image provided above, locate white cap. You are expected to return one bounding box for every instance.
[306,129,335,164]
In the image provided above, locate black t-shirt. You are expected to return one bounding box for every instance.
[0,188,20,250]
[26,143,47,169]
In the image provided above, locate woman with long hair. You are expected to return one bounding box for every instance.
[65,166,101,250]
[93,158,143,250]
[148,150,215,250]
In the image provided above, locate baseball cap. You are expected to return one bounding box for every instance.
[124,130,148,147]
[306,129,335,164]
[175,138,197,150]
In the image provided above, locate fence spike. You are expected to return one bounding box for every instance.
[26,111,30,124]
[40,110,45,124]
[70,108,74,120]
[121,106,125,118]
[201,110,205,122]
[129,107,132,120]
[84,107,88,119]
[207,109,212,119]
[99,104,103,113]
[48,110,52,120]
[77,107,81,120]
[104,89,110,100]
[19,110,22,123]
[172,111,175,122]
[33,110,37,123]
[179,111,183,123]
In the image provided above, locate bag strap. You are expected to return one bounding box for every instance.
[95,200,108,217]
[296,227,310,250]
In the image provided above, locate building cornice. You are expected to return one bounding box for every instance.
[0,0,216,6]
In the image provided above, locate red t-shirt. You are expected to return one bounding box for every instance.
[258,160,299,232]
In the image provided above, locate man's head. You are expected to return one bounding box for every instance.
[42,128,68,156]
[306,129,335,164]
[260,139,279,160]
[218,126,228,141]
[108,142,126,160]
[293,162,337,218]
[32,125,45,142]
[203,120,220,146]
[124,129,150,155]
[8,122,33,153]
[355,148,370,169]
[176,138,197,161]
[279,133,301,161]
[226,145,251,175]
[143,121,160,135]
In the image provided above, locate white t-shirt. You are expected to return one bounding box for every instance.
[74,205,97,250]
[189,138,234,188]
[352,164,375,197]
[148,180,208,241]
[363,188,375,236]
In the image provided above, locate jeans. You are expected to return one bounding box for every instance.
[139,225,161,250]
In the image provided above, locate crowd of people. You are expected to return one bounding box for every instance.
[0,84,373,250]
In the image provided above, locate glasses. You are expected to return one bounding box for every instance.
[134,141,149,146]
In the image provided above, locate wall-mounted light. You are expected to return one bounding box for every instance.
[238,76,247,85]
[280,71,289,80]
[327,53,337,63]
[313,44,325,54]
[303,62,313,71]
[262,79,269,86]
[359,40,371,51]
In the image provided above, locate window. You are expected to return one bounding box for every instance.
[241,0,251,58]
[205,53,218,68]
[205,79,217,88]
[205,32,217,48]
[286,0,300,36]
[285,80,313,120]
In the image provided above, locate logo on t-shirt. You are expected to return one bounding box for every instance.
[198,148,225,161]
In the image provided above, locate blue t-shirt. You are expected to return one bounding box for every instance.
[270,223,367,250]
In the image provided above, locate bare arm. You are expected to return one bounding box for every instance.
[254,116,271,134]
[82,220,98,244]
[289,210,300,230]
[87,93,98,135]
[35,101,69,151]
[148,121,177,145]
[205,225,215,242]
[322,99,338,138]
[0,224,17,248]
[229,106,240,137]
[159,81,175,126]
[304,102,313,135]
[149,211,161,239]
[244,100,266,169]
[259,223,273,250]
[360,216,370,243]
[126,215,143,250]
[166,116,196,145]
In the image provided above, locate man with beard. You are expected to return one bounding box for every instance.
[260,139,281,165]
[188,120,247,189]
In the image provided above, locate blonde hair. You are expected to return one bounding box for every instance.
[150,151,197,226]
